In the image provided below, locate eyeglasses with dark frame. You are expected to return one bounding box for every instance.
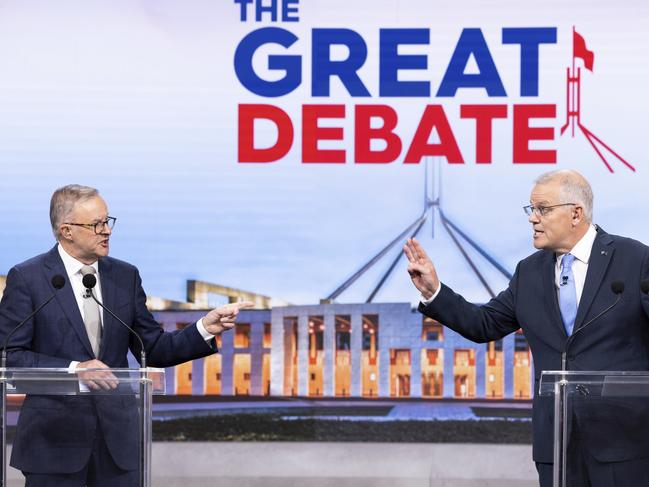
[64,216,117,234]
[523,204,576,217]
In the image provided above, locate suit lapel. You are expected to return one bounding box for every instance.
[574,229,614,331]
[43,247,95,357]
[541,250,568,340]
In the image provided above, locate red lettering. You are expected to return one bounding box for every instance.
[238,104,294,163]
[460,105,508,164]
[302,105,346,163]
[354,105,402,163]
[513,104,556,163]
[404,105,464,164]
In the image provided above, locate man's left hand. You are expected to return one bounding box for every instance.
[202,301,255,335]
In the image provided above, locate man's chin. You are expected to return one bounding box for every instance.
[532,237,547,250]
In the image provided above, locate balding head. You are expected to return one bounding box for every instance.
[534,170,593,223]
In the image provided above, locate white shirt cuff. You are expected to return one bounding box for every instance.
[420,283,442,305]
[196,318,215,342]
[69,361,90,393]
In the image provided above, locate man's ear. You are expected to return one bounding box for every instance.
[60,225,72,241]
[572,205,584,225]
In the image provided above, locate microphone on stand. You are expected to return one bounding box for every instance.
[561,280,625,370]
[1,275,66,369]
[81,274,146,368]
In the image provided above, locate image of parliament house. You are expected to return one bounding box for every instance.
[149,281,534,401]
[0,276,533,400]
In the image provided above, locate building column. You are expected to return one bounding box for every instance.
[250,320,264,396]
[530,351,535,398]
[410,346,421,398]
[220,326,234,396]
[191,358,205,395]
[379,345,390,398]
[444,342,454,398]
[165,366,175,396]
[504,334,514,399]
[323,310,335,397]
[270,310,284,396]
[297,313,309,396]
[350,312,362,397]
[475,345,486,398]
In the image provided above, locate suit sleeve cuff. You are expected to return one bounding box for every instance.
[196,318,215,342]
[420,283,442,305]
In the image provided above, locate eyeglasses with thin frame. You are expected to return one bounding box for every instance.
[64,216,116,234]
[523,204,575,217]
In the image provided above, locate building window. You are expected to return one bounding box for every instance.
[390,349,411,397]
[263,323,272,348]
[421,349,443,397]
[233,354,251,395]
[422,318,444,341]
[362,315,379,397]
[454,349,476,398]
[335,315,351,397]
[234,323,251,348]
[308,316,324,396]
[513,329,532,399]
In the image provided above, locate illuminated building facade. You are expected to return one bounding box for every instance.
[153,301,533,400]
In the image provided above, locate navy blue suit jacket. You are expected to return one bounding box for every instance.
[419,227,649,463]
[0,246,216,473]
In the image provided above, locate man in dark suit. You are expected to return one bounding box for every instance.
[0,184,253,486]
[404,170,649,487]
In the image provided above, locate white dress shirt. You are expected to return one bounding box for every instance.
[421,224,598,307]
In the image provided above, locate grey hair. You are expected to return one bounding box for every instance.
[50,184,100,240]
[535,170,593,222]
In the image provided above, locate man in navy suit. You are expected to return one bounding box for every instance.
[404,170,649,487]
[0,184,253,486]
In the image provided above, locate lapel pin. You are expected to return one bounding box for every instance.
[601,251,608,256]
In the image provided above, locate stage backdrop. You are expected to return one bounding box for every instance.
[0,0,647,306]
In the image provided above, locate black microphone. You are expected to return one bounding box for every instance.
[561,280,625,370]
[1,275,66,369]
[82,273,147,368]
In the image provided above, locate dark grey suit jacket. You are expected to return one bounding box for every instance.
[419,227,649,463]
[0,246,216,473]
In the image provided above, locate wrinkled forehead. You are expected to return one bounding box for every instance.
[530,181,561,204]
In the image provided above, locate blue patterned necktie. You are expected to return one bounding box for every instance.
[559,253,577,335]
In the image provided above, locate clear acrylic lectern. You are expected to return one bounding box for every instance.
[540,370,649,487]
[0,367,165,487]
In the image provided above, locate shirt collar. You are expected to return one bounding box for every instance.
[57,244,99,277]
[556,224,597,265]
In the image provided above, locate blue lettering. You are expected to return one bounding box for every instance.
[234,28,301,97]
[502,27,557,97]
[312,29,370,97]
[256,0,278,21]
[282,0,299,21]
[234,0,254,21]
[437,28,506,97]
[379,29,430,97]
